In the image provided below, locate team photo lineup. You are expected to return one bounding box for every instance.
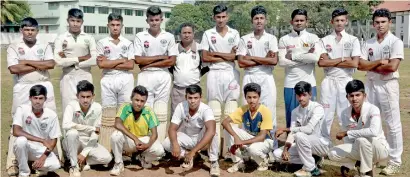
[4,3,405,177]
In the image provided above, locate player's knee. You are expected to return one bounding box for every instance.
[248,143,264,156]
[328,148,340,161]
[99,154,113,164]
[152,143,165,157]
[153,101,167,122]
[273,148,283,161]
[110,131,123,143]
[65,129,79,139]
[14,136,28,148]
[46,157,61,171]
[355,137,370,146]
[294,132,308,144]
[162,138,172,152]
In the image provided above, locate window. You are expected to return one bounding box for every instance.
[135,10,144,16]
[99,7,109,14]
[99,26,108,34]
[402,16,405,24]
[401,34,404,41]
[125,9,133,16]
[165,12,171,18]
[112,8,122,15]
[83,6,95,13]
[84,26,95,33]
[391,17,396,24]
[125,27,133,34]
[135,28,144,33]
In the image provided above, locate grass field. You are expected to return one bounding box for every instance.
[1,48,409,177]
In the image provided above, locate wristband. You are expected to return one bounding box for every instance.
[44,149,51,156]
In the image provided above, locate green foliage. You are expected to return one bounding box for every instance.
[1,0,32,24]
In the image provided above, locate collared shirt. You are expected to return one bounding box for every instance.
[320,30,361,77]
[200,26,240,71]
[7,39,53,83]
[53,31,97,70]
[173,42,201,87]
[116,103,159,137]
[237,31,278,75]
[62,100,102,135]
[361,31,404,81]
[171,101,214,137]
[97,35,134,75]
[229,104,273,139]
[278,29,320,88]
[13,104,61,142]
[134,30,178,71]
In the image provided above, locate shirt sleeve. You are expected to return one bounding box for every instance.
[234,32,240,47]
[236,38,247,56]
[49,116,62,139]
[351,38,361,57]
[12,106,24,127]
[347,106,382,139]
[199,32,210,51]
[290,105,324,135]
[79,35,97,68]
[167,35,178,56]
[53,36,80,67]
[259,107,273,130]
[292,35,321,63]
[360,42,369,60]
[229,107,244,124]
[96,40,104,56]
[203,107,215,122]
[117,104,131,121]
[134,36,143,56]
[44,44,54,60]
[278,37,305,67]
[7,45,19,67]
[170,103,183,125]
[127,42,135,60]
[390,39,404,60]
[270,36,279,52]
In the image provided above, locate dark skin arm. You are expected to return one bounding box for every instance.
[358,58,386,71]
[139,56,176,70]
[336,56,359,68]
[136,126,158,151]
[97,55,126,69]
[371,58,401,73]
[201,50,225,62]
[8,65,36,74]
[237,55,258,68]
[168,123,181,158]
[114,60,134,70]
[275,127,292,161]
[134,55,167,65]
[184,120,216,162]
[318,53,343,67]
[19,60,56,70]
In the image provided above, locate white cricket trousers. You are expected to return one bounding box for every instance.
[101,73,134,107]
[136,70,172,108]
[63,129,112,167]
[110,131,165,164]
[162,128,219,161]
[14,137,60,176]
[60,69,92,112]
[328,137,389,173]
[273,132,330,171]
[366,79,402,165]
[207,69,240,103]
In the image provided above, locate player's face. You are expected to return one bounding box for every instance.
[373,16,391,34]
[213,12,228,28]
[347,91,366,109]
[21,26,38,42]
[291,15,307,32]
[186,93,201,110]
[180,26,194,44]
[131,94,147,112]
[108,19,122,36]
[331,15,348,32]
[296,92,311,107]
[146,15,163,31]
[29,95,46,110]
[77,91,94,109]
[245,91,260,110]
[67,17,83,33]
[252,14,266,31]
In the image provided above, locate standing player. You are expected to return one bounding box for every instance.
[236,5,278,147]
[317,8,361,139]
[134,6,178,142]
[13,85,61,177]
[97,13,135,108]
[6,17,57,176]
[54,8,97,112]
[163,85,220,176]
[358,8,403,175]
[200,4,240,156]
[278,9,321,128]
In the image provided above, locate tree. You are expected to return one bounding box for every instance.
[1,0,31,24]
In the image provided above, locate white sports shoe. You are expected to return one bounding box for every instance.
[227,160,245,173]
[110,163,124,176]
[381,163,400,176]
[69,167,81,177]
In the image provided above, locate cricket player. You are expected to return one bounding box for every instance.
[54,8,97,112]
[110,85,165,176]
[6,17,57,176]
[273,81,329,177]
[62,80,112,177]
[317,8,361,139]
[163,85,220,176]
[358,8,403,175]
[134,6,178,142]
[328,80,389,177]
[97,13,135,108]
[12,85,61,177]
[222,83,274,173]
[170,23,204,115]
[200,4,240,157]
[278,9,321,128]
[236,5,278,148]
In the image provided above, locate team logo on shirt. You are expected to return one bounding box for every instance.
[211,36,216,44]
[104,46,111,55]
[264,41,269,50]
[144,41,150,48]
[303,43,309,47]
[247,41,252,49]
[286,45,296,49]
[325,44,332,53]
[160,39,167,47]
[62,40,68,49]
[75,111,81,118]
[369,48,374,57]
[40,123,48,131]
[344,42,352,49]
[37,48,44,55]
[191,53,196,59]
[296,121,301,127]
[25,116,32,125]
[228,37,235,45]
[383,45,390,54]
[18,47,25,55]
[228,82,238,90]
[347,122,357,129]
[121,45,128,54]
[84,39,90,45]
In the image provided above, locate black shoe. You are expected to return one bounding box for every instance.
[341,166,350,177]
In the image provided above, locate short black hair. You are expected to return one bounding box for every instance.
[108,13,123,23]
[213,4,228,16]
[131,85,148,99]
[179,22,195,34]
[146,6,162,17]
[20,17,38,28]
[373,8,391,21]
[294,81,312,95]
[291,9,308,20]
[29,85,47,97]
[186,84,202,96]
[244,83,261,96]
[332,8,348,19]
[68,8,84,19]
[76,80,94,94]
[345,79,365,94]
[251,5,267,19]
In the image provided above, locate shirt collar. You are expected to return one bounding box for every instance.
[65,31,86,37]
[178,41,197,53]
[212,26,233,33]
[108,35,125,41]
[291,29,307,36]
[124,104,148,115]
[250,30,267,38]
[73,101,95,117]
[330,29,347,38]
